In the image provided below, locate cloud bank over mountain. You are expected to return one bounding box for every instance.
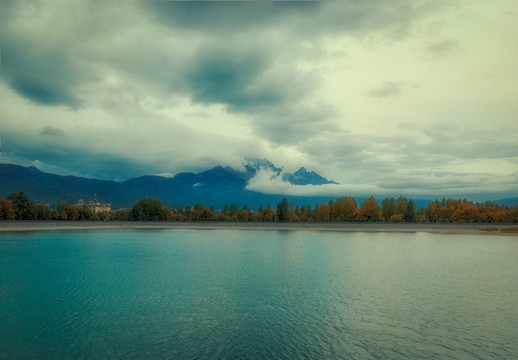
[0,0,517,199]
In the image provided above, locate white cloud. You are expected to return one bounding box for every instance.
[155,172,175,178]
[246,163,518,200]
[246,165,383,197]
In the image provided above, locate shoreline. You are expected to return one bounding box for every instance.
[1,221,517,236]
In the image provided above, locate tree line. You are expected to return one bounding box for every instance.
[1,192,517,223]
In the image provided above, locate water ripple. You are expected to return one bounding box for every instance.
[1,230,517,359]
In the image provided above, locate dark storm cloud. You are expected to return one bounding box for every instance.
[147,0,439,38]
[8,76,79,108]
[6,0,514,200]
[0,2,76,100]
[142,0,446,145]
[0,0,449,121]
[148,0,320,34]
[0,24,82,107]
[4,134,157,180]
[184,46,278,110]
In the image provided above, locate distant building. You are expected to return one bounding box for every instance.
[76,199,111,213]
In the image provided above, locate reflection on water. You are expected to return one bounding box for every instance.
[1,230,517,359]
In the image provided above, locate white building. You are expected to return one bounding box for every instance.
[76,199,111,213]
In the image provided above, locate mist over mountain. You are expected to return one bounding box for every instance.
[0,160,339,209]
[244,158,337,186]
[283,167,338,186]
[2,160,514,210]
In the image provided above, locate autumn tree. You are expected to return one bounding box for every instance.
[331,197,359,222]
[236,204,253,221]
[389,213,404,222]
[450,200,479,223]
[316,204,331,222]
[359,196,382,222]
[478,202,503,223]
[0,198,16,220]
[424,202,440,222]
[262,205,276,221]
[295,204,313,222]
[190,204,215,221]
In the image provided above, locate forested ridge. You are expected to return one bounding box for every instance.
[1,192,517,223]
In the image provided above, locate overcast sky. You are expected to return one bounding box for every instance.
[1,0,517,200]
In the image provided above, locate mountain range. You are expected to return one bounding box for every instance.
[0,159,340,209]
[1,160,516,210]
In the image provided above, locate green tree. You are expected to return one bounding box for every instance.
[111,209,129,221]
[7,192,37,220]
[130,198,167,221]
[277,197,289,221]
[403,199,417,222]
[395,196,408,216]
[222,204,229,216]
[229,204,239,217]
[77,206,95,220]
[35,204,51,220]
[382,197,396,221]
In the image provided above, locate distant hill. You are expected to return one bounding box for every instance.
[2,162,512,210]
[0,163,126,208]
[495,197,518,207]
[0,162,338,209]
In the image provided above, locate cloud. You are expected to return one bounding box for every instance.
[40,126,64,137]
[371,172,518,199]
[147,0,446,40]
[184,44,279,110]
[0,0,516,201]
[245,162,384,197]
[2,134,155,180]
[426,39,459,59]
[138,0,453,146]
[246,164,518,200]
[148,0,320,35]
[366,81,407,98]
[0,36,82,107]
[155,172,175,178]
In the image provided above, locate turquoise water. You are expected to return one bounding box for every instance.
[1,230,517,359]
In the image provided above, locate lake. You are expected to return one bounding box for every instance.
[1,229,517,359]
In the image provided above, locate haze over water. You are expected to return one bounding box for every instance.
[1,229,517,359]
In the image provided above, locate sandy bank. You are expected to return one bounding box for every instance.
[1,221,517,236]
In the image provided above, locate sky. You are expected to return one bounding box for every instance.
[0,0,517,201]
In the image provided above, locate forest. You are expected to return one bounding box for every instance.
[1,191,517,223]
